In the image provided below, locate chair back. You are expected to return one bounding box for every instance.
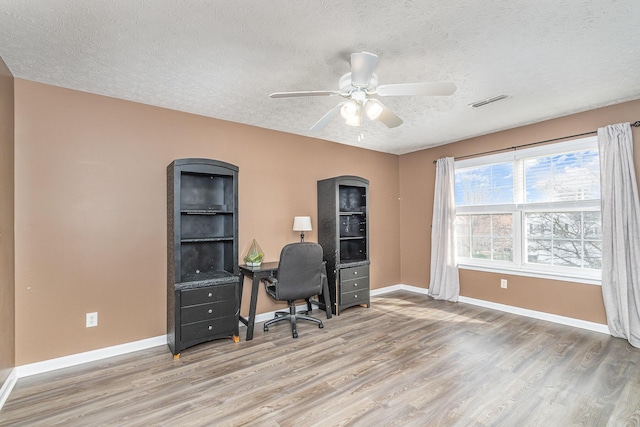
[275,242,324,301]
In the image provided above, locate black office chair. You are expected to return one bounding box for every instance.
[262,242,331,338]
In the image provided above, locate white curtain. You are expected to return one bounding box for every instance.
[599,122,640,348]
[428,157,460,302]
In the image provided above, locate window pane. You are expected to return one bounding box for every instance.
[583,211,602,269]
[455,162,513,206]
[527,213,552,238]
[524,149,600,203]
[493,214,513,237]
[472,237,491,259]
[471,215,491,259]
[493,238,512,261]
[583,211,602,239]
[553,212,582,239]
[525,211,600,270]
[471,214,491,236]
[456,214,512,262]
[455,216,471,258]
[527,238,552,264]
[553,240,583,267]
[584,240,602,269]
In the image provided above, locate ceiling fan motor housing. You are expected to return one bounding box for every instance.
[339,72,379,92]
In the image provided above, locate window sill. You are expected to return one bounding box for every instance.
[457,263,601,286]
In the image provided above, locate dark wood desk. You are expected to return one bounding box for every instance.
[239,262,333,341]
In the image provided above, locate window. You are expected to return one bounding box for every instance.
[454,137,601,283]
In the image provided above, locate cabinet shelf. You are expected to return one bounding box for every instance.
[177,270,238,288]
[339,236,366,241]
[181,237,234,243]
[182,210,233,215]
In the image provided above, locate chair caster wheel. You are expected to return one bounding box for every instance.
[264,326,269,332]
[293,332,298,338]
[319,324,324,329]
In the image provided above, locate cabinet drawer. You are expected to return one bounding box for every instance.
[181,316,238,341]
[181,283,236,307]
[340,265,369,281]
[341,277,369,294]
[181,300,237,324]
[341,289,370,305]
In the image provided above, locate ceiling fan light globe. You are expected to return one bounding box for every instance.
[364,99,383,120]
[345,114,361,127]
[340,100,358,120]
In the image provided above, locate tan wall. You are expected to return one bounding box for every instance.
[399,99,640,324]
[13,79,401,365]
[13,75,638,365]
[0,57,15,386]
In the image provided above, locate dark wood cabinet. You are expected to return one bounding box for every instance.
[317,176,370,315]
[167,158,240,357]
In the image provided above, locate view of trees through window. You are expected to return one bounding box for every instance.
[525,211,602,269]
[456,214,513,261]
[454,140,602,275]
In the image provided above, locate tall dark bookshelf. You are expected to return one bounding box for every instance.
[167,158,240,357]
[317,175,370,315]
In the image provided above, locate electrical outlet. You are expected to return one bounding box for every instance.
[86,312,98,328]
[500,279,508,289]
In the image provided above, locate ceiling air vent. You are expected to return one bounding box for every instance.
[468,94,509,108]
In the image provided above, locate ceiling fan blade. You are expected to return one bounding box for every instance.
[350,52,378,88]
[376,82,457,97]
[376,102,403,128]
[309,103,345,131]
[270,90,339,98]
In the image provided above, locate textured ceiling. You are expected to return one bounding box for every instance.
[1,0,640,154]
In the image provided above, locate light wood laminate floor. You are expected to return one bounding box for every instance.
[2,291,640,426]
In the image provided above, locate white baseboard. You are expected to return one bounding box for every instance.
[15,335,167,379]
[371,283,609,335]
[10,303,312,382]
[1,285,609,411]
[371,283,428,296]
[457,295,610,334]
[0,369,18,411]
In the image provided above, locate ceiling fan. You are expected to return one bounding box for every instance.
[270,52,457,131]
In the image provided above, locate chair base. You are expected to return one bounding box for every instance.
[263,301,324,338]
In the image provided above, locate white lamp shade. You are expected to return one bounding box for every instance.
[292,216,312,231]
[340,100,358,120]
[340,100,361,127]
[364,99,383,120]
[344,113,361,127]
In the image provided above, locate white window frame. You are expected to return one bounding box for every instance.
[455,137,602,285]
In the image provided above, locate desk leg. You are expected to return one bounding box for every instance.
[245,276,261,341]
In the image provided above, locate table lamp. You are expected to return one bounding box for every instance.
[293,216,312,242]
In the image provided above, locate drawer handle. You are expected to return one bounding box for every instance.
[354,271,358,275]
[208,292,213,297]
[354,294,358,298]
[354,283,358,287]
[208,325,213,330]
[208,309,213,314]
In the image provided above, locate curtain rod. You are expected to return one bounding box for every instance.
[432,120,640,164]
